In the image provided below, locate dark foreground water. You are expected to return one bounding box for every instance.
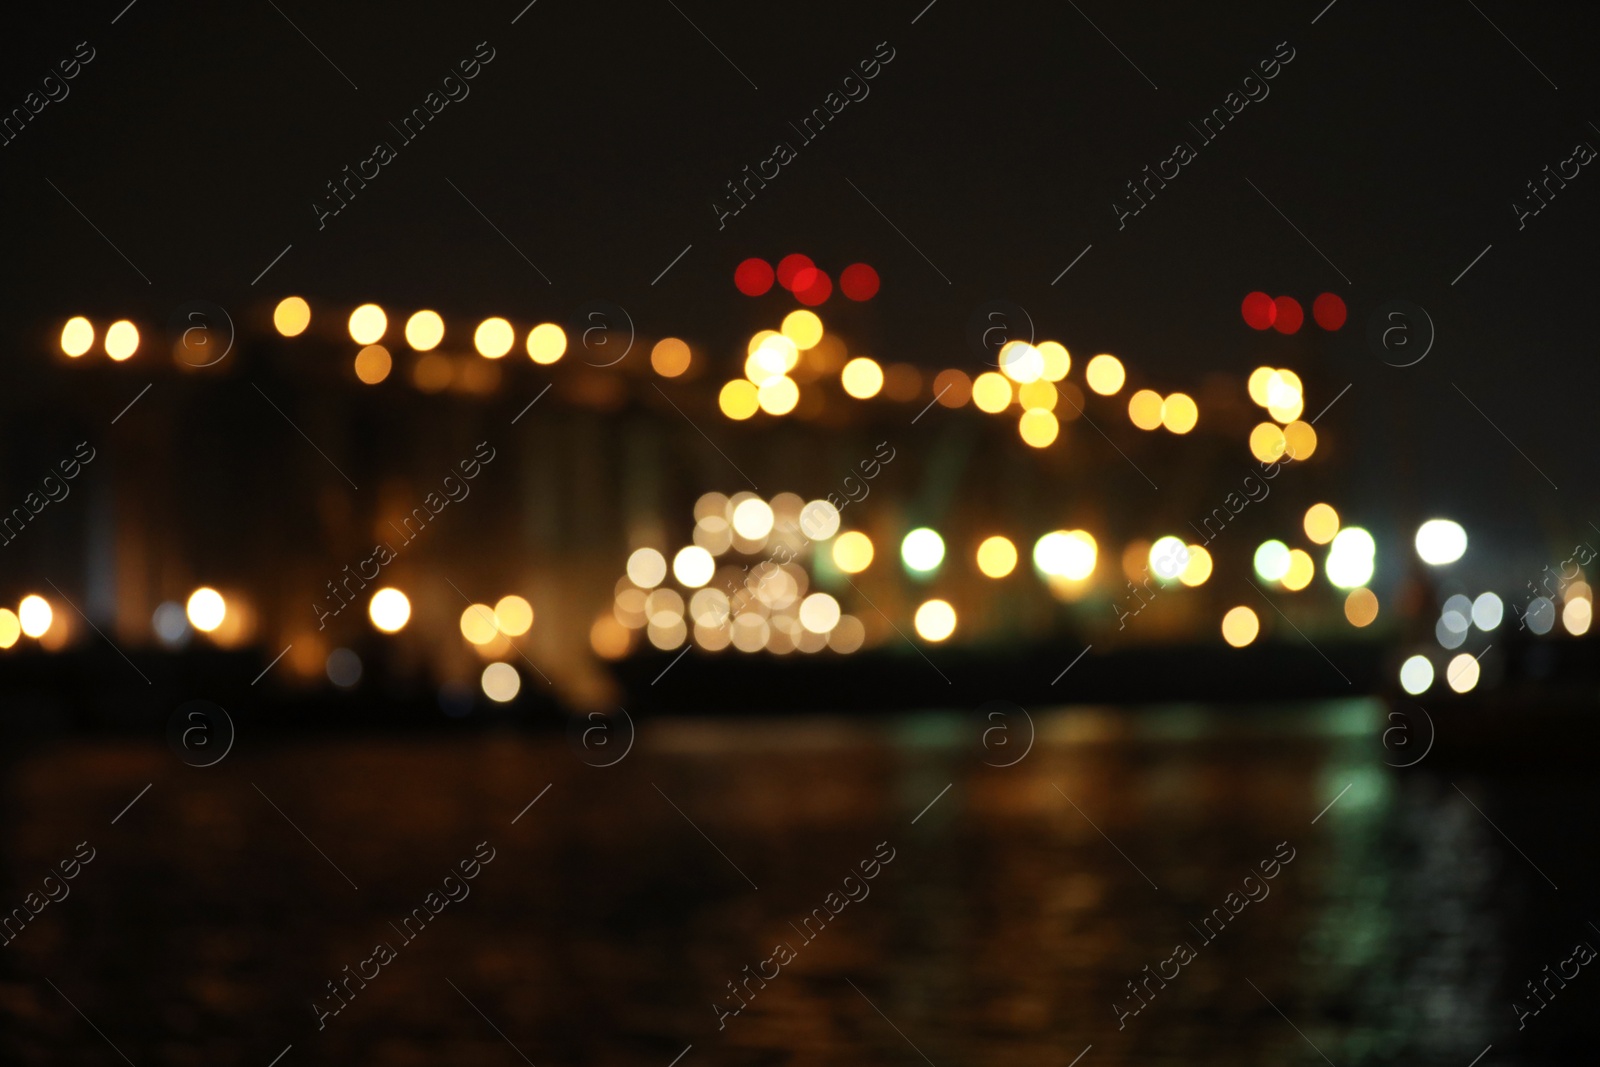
[0,701,1592,1066]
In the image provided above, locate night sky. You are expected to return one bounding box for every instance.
[4,0,1597,571]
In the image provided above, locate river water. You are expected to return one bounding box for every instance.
[0,701,1587,1065]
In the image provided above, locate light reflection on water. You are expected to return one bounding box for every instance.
[0,700,1587,1065]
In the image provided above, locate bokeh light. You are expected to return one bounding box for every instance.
[1241,292,1276,330]
[781,309,823,349]
[840,263,880,301]
[526,323,567,364]
[719,379,759,419]
[1085,354,1125,395]
[673,546,716,588]
[1326,526,1376,589]
[971,372,1012,413]
[841,357,884,399]
[1034,530,1097,581]
[627,548,668,588]
[461,605,499,645]
[474,317,514,358]
[999,342,1044,384]
[1272,296,1304,334]
[1249,422,1287,463]
[798,593,841,633]
[1221,606,1259,647]
[1303,503,1340,544]
[348,304,386,344]
[1472,592,1503,630]
[651,337,691,377]
[1253,540,1291,582]
[1415,519,1467,565]
[1313,292,1348,330]
[976,536,1018,578]
[1160,393,1198,434]
[1149,536,1190,581]
[1345,587,1379,627]
[1036,341,1070,381]
[901,528,946,573]
[913,599,956,642]
[732,498,775,539]
[354,344,392,384]
[1018,409,1059,448]
[833,531,874,573]
[735,257,775,296]
[1446,653,1480,693]
[1400,655,1433,694]
[368,588,411,632]
[1283,420,1316,459]
[274,298,310,338]
[186,587,225,633]
[481,662,521,703]
[18,595,52,639]
[1179,545,1213,586]
[404,310,444,350]
[105,320,139,361]
[1563,597,1591,635]
[1281,548,1315,591]
[494,595,535,636]
[1128,389,1163,430]
[0,608,19,649]
[757,375,800,415]
[62,316,95,356]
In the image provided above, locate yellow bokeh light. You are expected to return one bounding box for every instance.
[976,536,1018,578]
[185,587,225,633]
[1161,393,1198,434]
[1085,354,1125,395]
[1247,366,1275,407]
[1276,369,1303,394]
[1281,548,1315,591]
[1018,409,1059,448]
[1128,389,1163,430]
[460,604,499,645]
[494,594,534,636]
[998,341,1044,383]
[832,530,874,573]
[841,357,884,399]
[757,375,799,415]
[474,317,514,358]
[1265,371,1304,422]
[719,379,760,420]
[781,309,823,349]
[1249,422,1287,463]
[971,371,1012,413]
[1036,341,1070,381]
[105,320,139,361]
[526,323,567,364]
[1180,544,1213,586]
[1034,530,1098,581]
[672,547,716,589]
[747,329,780,356]
[1344,587,1378,627]
[913,599,957,642]
[1304,503,1340,544]
[0,608,18,649]
[591,614,631,659]
[354,344,392,384]
[18,595,53,638]
[1018,379,1057,412]
[1221,606,1259,647]
[481,662,521,703]
[368,587,411,632]
[348,304,387,345]
[404,310,444,350]
[745,341,791,384]
[62,316,95,356]
[274,298,310,338]
[652,337,691,377]
[1283,420,1317,460]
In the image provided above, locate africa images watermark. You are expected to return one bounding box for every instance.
[313,41,498,230]
[1113,40,1297,230]
[712,41,897,230]
[0,40,96,148]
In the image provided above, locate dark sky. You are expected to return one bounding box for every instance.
[4,0,1597,570]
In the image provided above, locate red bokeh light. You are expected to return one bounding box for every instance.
[840,263,880,301]
[793,268,832,306]
[1272,295,1303,334]
[1312,292,1347,331]
[734,258,774,296]
[776,254,814,292]
[1241,291,1276,330]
